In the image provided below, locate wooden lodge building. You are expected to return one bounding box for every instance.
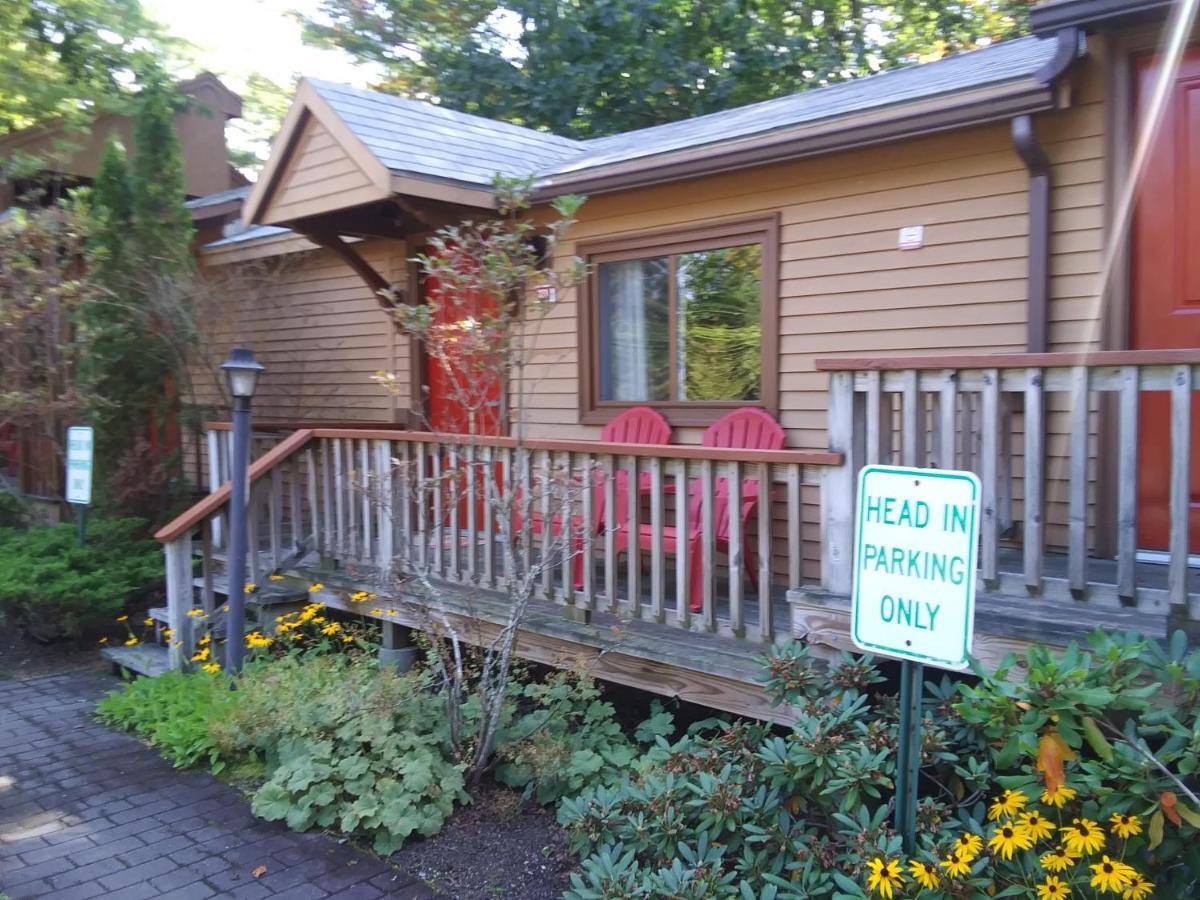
[154,0,1200,719]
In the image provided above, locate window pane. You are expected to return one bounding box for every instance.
[676,244,762,402]
[597,258,670,401]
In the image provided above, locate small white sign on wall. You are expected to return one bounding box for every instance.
[898,225,925,250]
[66,425,94,506]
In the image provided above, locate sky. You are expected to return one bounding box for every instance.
[141,0,382,169]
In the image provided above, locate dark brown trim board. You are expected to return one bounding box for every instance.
[576,214,780,428]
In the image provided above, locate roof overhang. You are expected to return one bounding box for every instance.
[1031,0,1174,33]
[531,77,1059,201]
[243,80,495,228]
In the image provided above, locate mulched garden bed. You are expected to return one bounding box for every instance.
[390,782,577,899]
[0,626,108,680]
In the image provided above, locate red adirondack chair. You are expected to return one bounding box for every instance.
[615,407,785,612]
[523,407,671,583]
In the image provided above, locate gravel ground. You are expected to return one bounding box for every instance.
[391,784,576,899]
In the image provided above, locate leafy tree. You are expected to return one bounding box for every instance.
[300,0,1032,139]
[0,0,168,135]
[130,74,194,277]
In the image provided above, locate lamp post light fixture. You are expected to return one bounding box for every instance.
[220,348,264,674]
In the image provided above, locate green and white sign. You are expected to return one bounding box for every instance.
[66,425,94,506]
[851,465,981,669]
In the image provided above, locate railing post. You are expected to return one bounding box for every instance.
[164,535,193,671]
[823,370,861,596]
[205,428,224,548]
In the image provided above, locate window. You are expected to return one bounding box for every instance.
[580,216,778,426]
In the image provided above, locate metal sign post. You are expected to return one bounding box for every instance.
[850,464,981,853]
[66,426,94,547]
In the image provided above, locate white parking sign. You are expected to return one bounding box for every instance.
[66,426,94,506]
[851,465,980,669]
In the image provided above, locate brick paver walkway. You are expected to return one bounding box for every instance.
[0,672,436,899]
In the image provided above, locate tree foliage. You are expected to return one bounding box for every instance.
[0,0,169,136]
[300,0,1033,139]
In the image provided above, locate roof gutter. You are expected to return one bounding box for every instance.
[1013,27,1083,353]
[530,79,1057,201]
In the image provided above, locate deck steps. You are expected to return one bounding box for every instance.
[101,643,171,678]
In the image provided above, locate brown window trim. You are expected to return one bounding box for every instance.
[577,213,780,428]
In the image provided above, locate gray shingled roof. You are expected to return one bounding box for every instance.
[308,79,584,188]
[185,185,251,209]
[552,35,1059,178]
[304,35,1058,193]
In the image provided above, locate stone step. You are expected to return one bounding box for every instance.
[101,644,171,678]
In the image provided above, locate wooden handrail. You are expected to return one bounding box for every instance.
[814,349,1200,372]
[155,429,316,543]
[205,420,408,432]
[309,428,843,467]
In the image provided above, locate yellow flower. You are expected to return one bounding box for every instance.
[186,608,206,618]
[908,860,939,890]
[1090,855,1136,893]
[142,617,154,626]
[940,850,972,878]
[275,621,292,633]
[98,636,109,645]
[244,631,273,649]
[222,604,229,612]
[199,635,211,646]
[1037,875,1072,899]
[244,583,257,594]
[1122,872,1154,899]
[1061,819,1106,856]
[269,573,285,581]
[988,789,1029,821]
[953,832,983,861]
[1042,784,1078,808]
[163,628,173,640]
[369,608,385,617]
[341,634,353,643]
[320,622,341,636]
[310,616,326,625]
[116,615,128,622]
[201,662,221,674]
[123,636,138,646]
[1021,810,1056,842]
[350,591,368,603]
[308,582,324,593]
[1110,813,1142,840]
[865,858,903,899]
[989,821,1035,860]
[1041,845,1079,873]
[191,646,210,662]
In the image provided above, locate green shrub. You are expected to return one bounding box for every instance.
[0,491,30,529]
[561,634,1200,899]
[0,517,162,640]
[95,667,240,771]
[495,673,674,805]
[214,655,469,855]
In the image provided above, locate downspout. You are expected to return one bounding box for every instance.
[1013,26,1084,353]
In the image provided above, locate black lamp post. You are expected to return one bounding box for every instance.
[221,347,264,673]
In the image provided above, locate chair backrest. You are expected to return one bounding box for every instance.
[701,407,785,451]
[601,406,672,445]
[689,409,786,538]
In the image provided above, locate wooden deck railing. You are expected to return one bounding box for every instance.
[156,426,842,668]
[816,350,1200,624]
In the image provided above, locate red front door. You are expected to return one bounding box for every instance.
[423,266,503,437]
[1131,46,1200,550]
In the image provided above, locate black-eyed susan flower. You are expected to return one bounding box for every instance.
[269,573,285,581]
[186,608,205,618]
[940,850,972,878]
[201,662,221,674]
[1042,784,1078,808]
[1061,818,1105,856]
[98,635,109,645]
[989,821,1035,860]
[907,860,939,890]
[244,582,257,594]
[953,832,984,861]
[1021,810,1056,842]
[1110,813,1142,840]
[1122,872,1154,899]
[988,789,1029,821]
[123,636,138,646]
[116,615,128,622]
[245,631,272,649]
[865,858,903,898]
[308,582,324,593]
[191,646,210,662]
[320,621,341,636]
[142,617,154,626]
[1089,855,1135,893]
[1041,845,1079,872]
[1036,875,1071,898]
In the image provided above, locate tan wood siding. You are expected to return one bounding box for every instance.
[259,117,383,224]
[191,239,407,425]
